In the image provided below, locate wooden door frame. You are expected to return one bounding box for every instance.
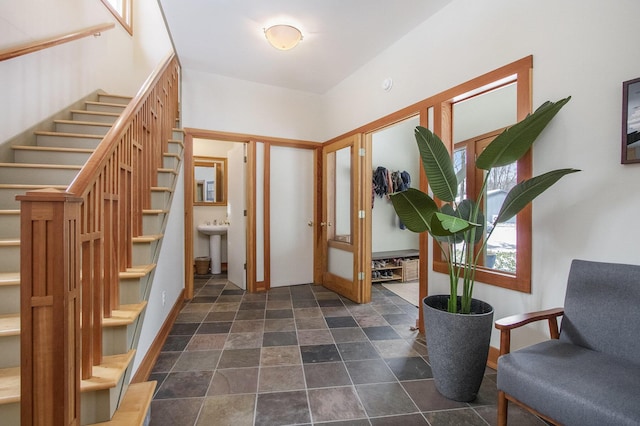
[183,128,320,299]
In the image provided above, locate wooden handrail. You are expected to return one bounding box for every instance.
[0,22,115,62]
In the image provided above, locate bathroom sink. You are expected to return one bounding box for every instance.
[197,223,228,235]
[197,224,228,274]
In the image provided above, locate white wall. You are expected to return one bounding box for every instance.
[322,0,640,350]
[371,116,420,253]
[181,68,326,142]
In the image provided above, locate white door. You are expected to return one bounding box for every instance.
[227,143,247,289]
[269,145,314,287]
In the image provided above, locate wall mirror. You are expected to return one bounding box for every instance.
[622,77,640,164]
[194,156,227,205]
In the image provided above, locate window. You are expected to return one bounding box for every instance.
[101,0,132,35]
[430,56,533,292]
[453,130,518,273]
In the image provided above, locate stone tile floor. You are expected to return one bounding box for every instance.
[149,275,546,425]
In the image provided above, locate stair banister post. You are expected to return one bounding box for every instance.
[17,188,82,426]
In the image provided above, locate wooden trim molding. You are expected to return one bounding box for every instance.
[131,290,185,383]
[184,133,194,299]
[487,345,500,370]
[0,23,115,62]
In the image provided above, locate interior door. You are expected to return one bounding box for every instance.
[269,145,315,287]
[321,134,370,303]
[227,143,247,289]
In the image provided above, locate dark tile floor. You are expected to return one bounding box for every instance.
[149,276,546,425]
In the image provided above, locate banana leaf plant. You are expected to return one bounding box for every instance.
[390,97,579,314]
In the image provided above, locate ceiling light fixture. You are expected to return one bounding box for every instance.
[264,24,303,51]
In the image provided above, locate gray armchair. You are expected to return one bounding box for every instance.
[495,259,640,426]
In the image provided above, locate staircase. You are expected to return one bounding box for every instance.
[0,90,183,424]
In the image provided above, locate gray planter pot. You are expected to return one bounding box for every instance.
[423,295,494,402]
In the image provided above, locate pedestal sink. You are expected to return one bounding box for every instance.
[196,224,228,274]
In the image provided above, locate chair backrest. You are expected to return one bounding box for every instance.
[559,259,640,365]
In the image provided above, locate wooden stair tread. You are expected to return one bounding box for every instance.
[0,184,66,189]
[0,272,19,286]
[0,239,19,246]
[33,130,104,139]
[157,168,177,174]
[143,209,167,214]
[99,95,132,101]
[81,350,136,392]
[69,109,120,117]
[54,119,113,127]
[0,351,137,404]
[132,234,163,243]
[103,302,147,327]
[119,264,156,279]
[0,162,82,170]
[0,314,19,336]
[0,367,20,404]
[1,302,146,334]
[12,145,94,154]
[85,101,127,108]
[89,381,156,426]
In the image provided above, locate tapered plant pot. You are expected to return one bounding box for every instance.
[423,295,494,402]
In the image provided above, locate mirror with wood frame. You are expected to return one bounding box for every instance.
[194,156,227,205]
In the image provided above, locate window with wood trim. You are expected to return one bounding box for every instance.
[100,0,132,35]
[430,57,533,293]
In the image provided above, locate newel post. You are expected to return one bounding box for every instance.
[18,189,82,426]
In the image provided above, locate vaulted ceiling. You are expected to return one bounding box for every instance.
[158,0,452,94]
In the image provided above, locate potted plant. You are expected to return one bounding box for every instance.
[390,97,579,401]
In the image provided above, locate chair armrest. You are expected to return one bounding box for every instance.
[495,307,564,356]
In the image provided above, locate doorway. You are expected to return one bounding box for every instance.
[184,129,322,298]
[369,116,421,307]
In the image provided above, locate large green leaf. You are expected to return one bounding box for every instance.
[415,126,458,202]
[389,188,438,233]
[437,204,463,243]
[430,211,479,237]
[456,199,485,244]
[495,168,581,223]
[476,97,571,170]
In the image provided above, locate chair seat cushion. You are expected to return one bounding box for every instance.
[497,340,640,426]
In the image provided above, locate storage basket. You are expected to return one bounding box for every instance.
[194,256,210,275]
[402,258,419,282]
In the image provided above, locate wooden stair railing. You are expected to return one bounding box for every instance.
[0,23,115,62]
[18,52,180,426]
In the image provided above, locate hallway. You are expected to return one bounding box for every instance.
[148,277,543,425]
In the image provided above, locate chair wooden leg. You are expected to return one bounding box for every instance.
[497,390,508,426]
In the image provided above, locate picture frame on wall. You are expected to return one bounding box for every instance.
[622,77,640,164]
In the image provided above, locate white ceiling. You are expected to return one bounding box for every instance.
[158,0,452,94]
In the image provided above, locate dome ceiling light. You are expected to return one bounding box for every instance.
[264,24,303,51]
